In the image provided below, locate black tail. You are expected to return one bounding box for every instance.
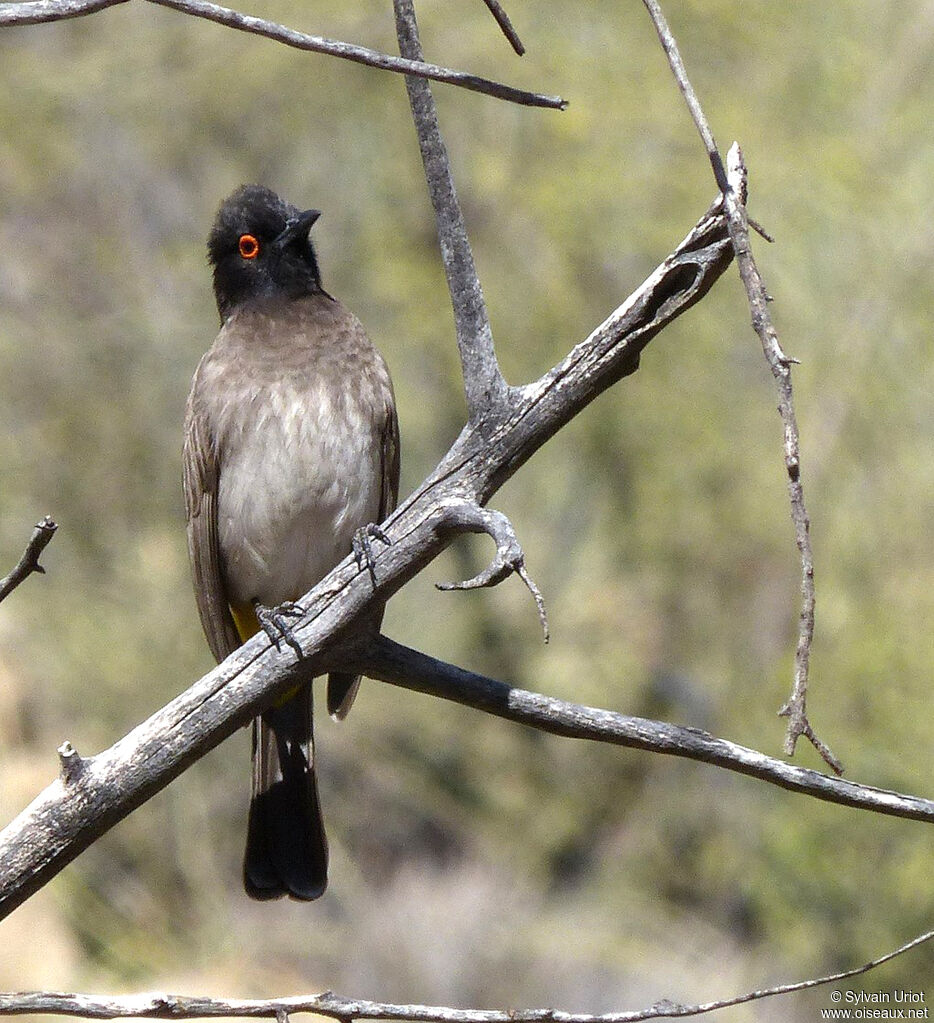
[243,682,328,900]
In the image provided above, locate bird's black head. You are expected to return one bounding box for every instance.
[208,184,325,322]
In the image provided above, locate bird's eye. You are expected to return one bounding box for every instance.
[238,234,260,259]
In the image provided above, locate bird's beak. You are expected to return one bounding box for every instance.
[274,208,321,250]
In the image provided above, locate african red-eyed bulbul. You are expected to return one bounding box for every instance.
[183,184,399,900]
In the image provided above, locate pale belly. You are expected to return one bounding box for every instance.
[216,388,383,607]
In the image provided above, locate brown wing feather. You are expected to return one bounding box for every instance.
[183,394,240,662]
[326,375,400,720]
[380,398,401,521]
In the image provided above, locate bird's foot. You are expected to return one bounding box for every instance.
[253,599,305,659]
[352,522,392,588]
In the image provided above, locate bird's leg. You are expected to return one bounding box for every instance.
[352,522,392,588]
[252,598,305,658]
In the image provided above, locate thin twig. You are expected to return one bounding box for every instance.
[141,0,565,108]
[480,0,525,55]
[393,0,509,419]
[639,1,831,770]
[640,0,727,193]
[0,930,930,1020]
[724,146,828,767]
[0,0,559,106]
[2,0,558,107]
[0,517,57,605]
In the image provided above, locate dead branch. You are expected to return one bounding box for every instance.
[0,929,930,1020]
[720,147,827,766]
[356,637,934,823]
[0,517,57,605]
[145,0,565,108]
[0,0,125,27]
[640,0,830,771]
[0,0,564,109]
[1,14,925,1023]
[394,0,509,418]
[479,0,525,56]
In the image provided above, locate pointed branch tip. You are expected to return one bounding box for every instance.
[481,0,526,55]
[435,503,549,639]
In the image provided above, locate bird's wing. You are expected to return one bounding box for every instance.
[327,344,401,721]
[183,387,241,662]
[380,395,401,521]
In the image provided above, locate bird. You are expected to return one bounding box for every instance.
[183,184,399,900]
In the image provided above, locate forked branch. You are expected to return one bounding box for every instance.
[1,6,925,1018]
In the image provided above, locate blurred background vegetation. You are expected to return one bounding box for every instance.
[1,0,932,1018]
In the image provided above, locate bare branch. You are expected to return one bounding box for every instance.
[358,638,934,824]
[393,0,509,420]
[722,148,829,768]
[480,0,525,56]
[640,0,727,193]
[504,193,732,472]
[0,929,931,1020]
[142,0,565,109]
[0,0,125,26]
[640,2,829,770]
[0,517,57,605]
[0,0,563,106]
[0,631,322,920]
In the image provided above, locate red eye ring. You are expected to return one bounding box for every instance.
[238,234,260,259]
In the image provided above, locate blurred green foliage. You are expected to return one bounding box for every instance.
[0,0,932,1017]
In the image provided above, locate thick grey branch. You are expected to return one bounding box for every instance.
[0,929,931,1020]
[393,0,509,420]
[0,633,325,919]
[0,199,736,918]
[0,517,57,604]
[356,638,934,824]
